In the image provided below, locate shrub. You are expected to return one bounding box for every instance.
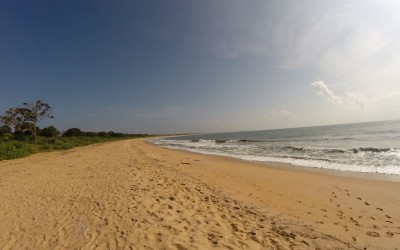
[40,144,51,151]
[97,131,108,137]
[0,125,12,136]
[1,133,13,141]
[0,141,33,160]
[12,131,33,141]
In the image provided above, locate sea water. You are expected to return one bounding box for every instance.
[153,120,400,175]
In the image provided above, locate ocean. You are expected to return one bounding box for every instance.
[153,120,400,175]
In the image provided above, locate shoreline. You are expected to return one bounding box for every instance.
[1,139,399,248]
[149,139,400,183]
[146,139,400,248]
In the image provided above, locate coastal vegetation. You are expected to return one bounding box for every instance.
[0,100,150,161]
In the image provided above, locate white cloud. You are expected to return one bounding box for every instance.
[265,110,296,120]
[310,81,343,104]
[346,92,367,109]
[182,1,400,88]
[310,81,368,109]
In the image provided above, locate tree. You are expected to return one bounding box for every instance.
[0,100,53,142]
[63,128,83,137]
[97,131,107,137]
[40,126,60,137]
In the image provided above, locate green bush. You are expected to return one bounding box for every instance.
[0,141,33,160]
[63,128,84,137]
[40,144,51,151]
[40,126,60,137]
[1,133,13,141]
[0,125,12,136]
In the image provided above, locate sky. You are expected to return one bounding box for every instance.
[1,0,400,134]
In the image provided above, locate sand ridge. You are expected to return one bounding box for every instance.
[0,139,399,249]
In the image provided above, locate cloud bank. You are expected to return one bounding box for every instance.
[265,110,296,120]
[310,81,343,104]
[310,81,367,109]
[346,92,367,109]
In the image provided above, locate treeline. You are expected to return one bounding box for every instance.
[62,127,148,138]
[0,125,148,141]
[0,100,150,161]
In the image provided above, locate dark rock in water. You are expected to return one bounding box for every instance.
[359,147,390,152]
[215,140,227,143]
[191,139,200,142]
[352,147,390,153]
[327,149,346,153]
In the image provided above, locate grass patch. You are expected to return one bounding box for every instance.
[0,135,150,161]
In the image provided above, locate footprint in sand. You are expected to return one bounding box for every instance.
[376,207,384,211]
[350,217,359,225]
[364,202,370,206]
[385,214,392,219]
[386,231,394,238]
[366,231,380,237]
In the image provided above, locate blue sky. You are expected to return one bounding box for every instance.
[1,0,400,133]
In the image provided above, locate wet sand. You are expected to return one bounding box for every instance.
[0,139,399,249]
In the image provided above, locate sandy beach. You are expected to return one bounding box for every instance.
[0,138,399,249]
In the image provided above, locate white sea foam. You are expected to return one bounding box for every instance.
[153,138,400,175]
[154,120,400,175]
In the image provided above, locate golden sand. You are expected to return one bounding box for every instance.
[0,139,399,249]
